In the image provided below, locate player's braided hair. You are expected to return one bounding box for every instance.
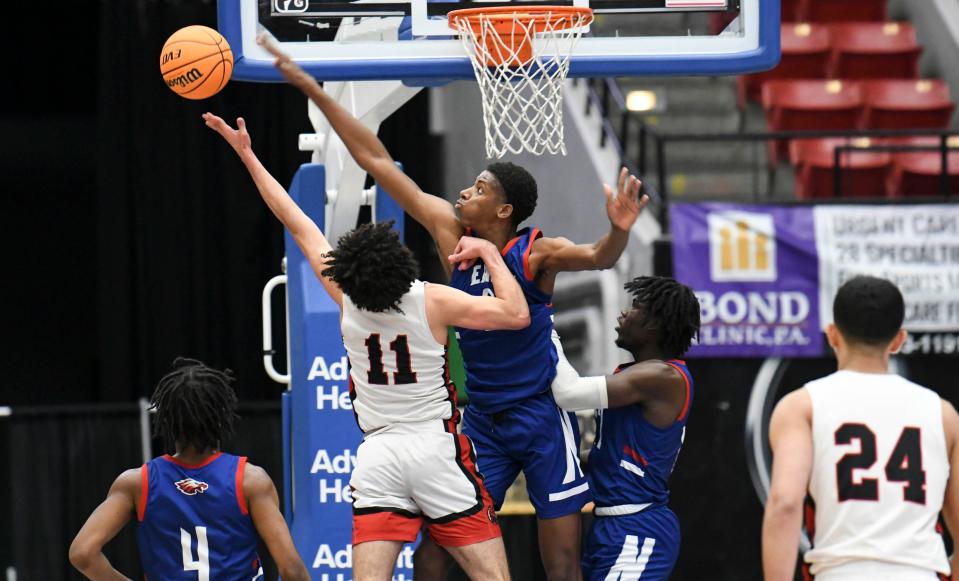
[624,276,701,358]
[486,162,538,228]
[321,220,419,313]
[150,357,240,453]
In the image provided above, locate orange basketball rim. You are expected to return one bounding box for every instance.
[449,6,594,67]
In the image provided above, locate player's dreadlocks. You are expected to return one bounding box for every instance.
[624,276,701,358]
[150,357,240,453]
[486,162,538,228]
[322,220,419,313]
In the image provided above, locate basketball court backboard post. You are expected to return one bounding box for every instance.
[298,79,421,243]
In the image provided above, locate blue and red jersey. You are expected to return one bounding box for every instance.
[450,227,558,414]
[136,452,262,580]
[587,360,694,508]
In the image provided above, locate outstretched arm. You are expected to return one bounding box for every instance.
[244,463,311,581]
[530,167,648,275]
[259,36,463,255]
[69,469,138,581]
[425,236,530,333]
[762,390,813,581]
[203,113,342,307]
[550,331,683,411]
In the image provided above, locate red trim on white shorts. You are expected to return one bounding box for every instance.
[353,508,423,545]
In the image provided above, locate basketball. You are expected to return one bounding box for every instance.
[160,25,233,100]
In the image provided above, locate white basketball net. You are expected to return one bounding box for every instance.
[451,8,592,158]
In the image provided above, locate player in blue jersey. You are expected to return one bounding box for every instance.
[69,358,310,581]
[550,276,701,581]
[258,37,647,580]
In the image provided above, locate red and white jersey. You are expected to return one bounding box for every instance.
[341,280,455,433]
[804,370,950,578]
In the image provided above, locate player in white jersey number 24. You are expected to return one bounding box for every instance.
[763,275,959,581]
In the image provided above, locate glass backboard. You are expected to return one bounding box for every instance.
[219,0,779,82]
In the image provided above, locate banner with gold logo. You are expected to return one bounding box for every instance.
[672,202,959,357]
[671,202,822,357]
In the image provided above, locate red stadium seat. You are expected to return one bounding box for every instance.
[887,136,959,197]
[829,22,921,79]
[860,79,955,129]
[790,137,891,198]
[738,23,831,108]
[804,0,886,22]
[782,0,805,21]
[762,80,864,163]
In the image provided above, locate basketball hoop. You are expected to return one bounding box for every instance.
[449,6,594,158]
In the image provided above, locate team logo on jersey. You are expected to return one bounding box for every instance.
[707,211,777,282]
[174,478,209,496]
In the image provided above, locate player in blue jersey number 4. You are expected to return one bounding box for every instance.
[551,276,701,581]
[69,358,311,581]
[257,36,648,580]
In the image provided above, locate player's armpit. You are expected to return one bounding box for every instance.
[762,389,814,581]
[244,463,311,581]
[69,469,139,581]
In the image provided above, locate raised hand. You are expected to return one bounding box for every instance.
[202,113,252,156]
[257,34,316,89]
[604,167,649,232]
[448,236,496,271]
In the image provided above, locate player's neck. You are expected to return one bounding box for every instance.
[471,222,518,252]
[631,345,667,363]
[836,350,892,374]
[172,446,221,465]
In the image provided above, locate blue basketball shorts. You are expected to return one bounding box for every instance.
[461,391,591,519]
[582,506,680,581]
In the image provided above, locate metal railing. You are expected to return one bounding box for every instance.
[582,77,959,224]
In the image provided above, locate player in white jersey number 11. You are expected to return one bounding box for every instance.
[203,111,529,580]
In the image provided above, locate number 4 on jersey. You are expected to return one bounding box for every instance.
[181,526,210,580]
[835,424,926,504]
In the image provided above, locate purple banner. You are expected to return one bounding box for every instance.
[670,203,823,357]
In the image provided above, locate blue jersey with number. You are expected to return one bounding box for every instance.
[136,453,262,580]
[588,360,693,508]
[450,227,557,414]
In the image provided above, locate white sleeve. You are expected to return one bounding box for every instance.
[550,329,609,411]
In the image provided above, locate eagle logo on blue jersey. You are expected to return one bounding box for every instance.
[174,478,209,496]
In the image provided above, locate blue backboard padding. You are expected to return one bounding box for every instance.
[219,0,779,82]
[282,163,414,578]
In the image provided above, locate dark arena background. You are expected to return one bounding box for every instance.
[3,0,959,579]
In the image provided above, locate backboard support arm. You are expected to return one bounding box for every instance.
[298,81,422,243]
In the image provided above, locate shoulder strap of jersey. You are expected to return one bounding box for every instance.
[235,456,250,516]
[137,463,149,522]
[664,359,692,422]
[520,228,543,281]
